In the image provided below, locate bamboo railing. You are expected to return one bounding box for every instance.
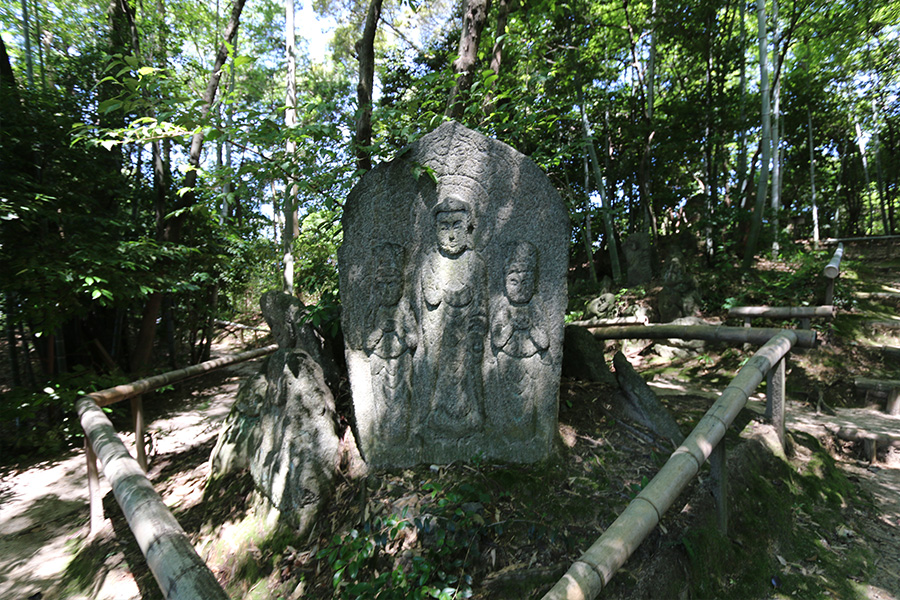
[77,343,277,600]
[823,243,844,305]
[542,331,797,600]
[586,323,817,348]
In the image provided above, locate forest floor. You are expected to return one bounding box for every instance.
[0,239,898,600]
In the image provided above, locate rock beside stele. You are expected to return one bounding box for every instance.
[209,292,340,535]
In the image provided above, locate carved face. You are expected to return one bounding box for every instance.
[376,277,403,306]
[505,268,535,304]
[436,210,470,256]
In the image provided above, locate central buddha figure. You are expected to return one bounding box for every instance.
[419,196,487,434]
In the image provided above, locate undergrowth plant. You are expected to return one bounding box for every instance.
[316,480,491,599]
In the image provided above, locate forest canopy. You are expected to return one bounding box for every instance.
[1,0,899,450]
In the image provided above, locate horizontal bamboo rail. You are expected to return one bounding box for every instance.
[728,306,835,319]
[586,323,816,348]
[570,316,648,327]
[78,344,277,600]
[542,331,797,600]
[88,344,277,407]
[823,235,900,244]
[728,305,835,329]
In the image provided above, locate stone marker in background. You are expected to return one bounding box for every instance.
[339,121,569,467]
[623,231,653,286]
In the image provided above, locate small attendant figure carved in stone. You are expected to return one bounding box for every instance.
[420,196,487,433]
[365,243,417,438]
[491,241,549,437]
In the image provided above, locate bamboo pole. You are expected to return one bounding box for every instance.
[728,305,835,319]
[823,243,844,304]
[88,344,277,407]
[585,323,816,348]
[76,344,276,598]
[823,243,844,279]
[85,437,105,536]
[541,331,798,600]
[766,357,786,447]
[132,395,147,472]
[823,235,900,244]
[569,316,649,327]
[78,397,230,600]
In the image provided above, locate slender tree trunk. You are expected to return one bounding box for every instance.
[446,0,491,120]
[703,7,714,262]
[133,0,247,372]
[581,97,622,283]
[642,0,658,245]
[283,0,299,293]
[354,0,382,172]
[871,102,889,234]
[736,0,748,207]
[742,0,771,270]
[20,0,34,86]
[855,122,875,234]
[582,156,598,284]
[770,0,782,257]
[483,0,511,116]
[34,0,45,90]
[808,107,819,247]
[5,294,22,388]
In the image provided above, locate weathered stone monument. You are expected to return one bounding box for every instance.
[339,122,569,467]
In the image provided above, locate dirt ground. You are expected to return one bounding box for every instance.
[1,240,899,599]
[0,341,264,600]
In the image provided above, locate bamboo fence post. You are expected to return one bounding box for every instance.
[710,442,728,535]
[823,242,843,305]
[85,437,105,536]
[854,377,900,415]
[132,394,148,472]
[889,388,900,417]
[766,357,786,449]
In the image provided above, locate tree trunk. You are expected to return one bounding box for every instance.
[808,107,819,246]
[20,0,34,86]
[283,0,299,293]
[483,0,512,116]
[581,96,623,283]
[769,0,781,257]
[132,0,247,372]
[582,156,598,284]
[354,0,382,172]
[742,0,771,271]
[5,294,22,388]
[736,0,748,208]
[445,0,492,120]
[855,121,875,234]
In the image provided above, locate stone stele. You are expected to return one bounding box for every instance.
[339,121,569,467]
